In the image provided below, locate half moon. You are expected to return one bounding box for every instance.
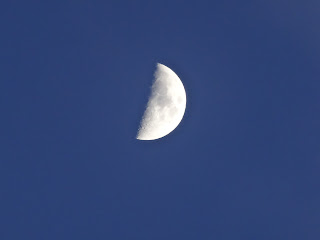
[136,63,187,140]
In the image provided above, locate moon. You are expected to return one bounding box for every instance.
[136,63,187,140]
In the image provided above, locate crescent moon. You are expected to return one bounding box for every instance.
[136,63,187,140]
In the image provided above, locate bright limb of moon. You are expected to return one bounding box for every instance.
[136,63,187,140]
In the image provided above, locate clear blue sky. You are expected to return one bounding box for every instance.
[1,1,319,239]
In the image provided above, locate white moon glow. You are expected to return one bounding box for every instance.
[136,63,187,140]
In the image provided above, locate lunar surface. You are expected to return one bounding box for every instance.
[136,63,186,140]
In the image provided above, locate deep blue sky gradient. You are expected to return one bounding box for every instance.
[1,1,320,239]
